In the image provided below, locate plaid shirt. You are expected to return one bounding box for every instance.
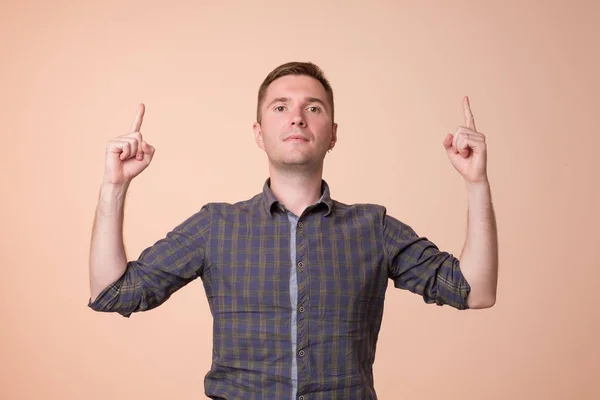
[88,179,471,400]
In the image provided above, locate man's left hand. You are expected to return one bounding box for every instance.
[443,96,488,185]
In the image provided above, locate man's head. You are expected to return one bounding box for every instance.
[253,61,338,172]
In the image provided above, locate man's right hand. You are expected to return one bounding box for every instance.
[103,103,156,185]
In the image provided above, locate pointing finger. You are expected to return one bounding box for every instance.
[130,103,145,133]
[463,96,476,131]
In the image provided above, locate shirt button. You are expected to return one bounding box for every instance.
[299,306,305,313]
[298,221,303,228]
[297,262,303,268]
[298,350,305,357]
[299,396,305,400]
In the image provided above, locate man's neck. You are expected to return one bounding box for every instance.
[268,166,323,217]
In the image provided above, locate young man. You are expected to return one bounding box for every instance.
[88,62,498,400]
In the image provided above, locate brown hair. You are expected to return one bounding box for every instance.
[256,61,334,124]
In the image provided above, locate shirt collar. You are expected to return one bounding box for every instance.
[262,177,334,217]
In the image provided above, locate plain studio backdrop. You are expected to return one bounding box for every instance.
[1,0,598,399]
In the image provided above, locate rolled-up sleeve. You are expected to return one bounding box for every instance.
[382,210,471,310]
[88,205,212,318]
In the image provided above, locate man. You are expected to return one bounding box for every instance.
[88,61,498,399]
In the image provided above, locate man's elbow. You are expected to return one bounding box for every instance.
[467,293,496,309]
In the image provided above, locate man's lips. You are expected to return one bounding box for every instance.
[284,134,309,141]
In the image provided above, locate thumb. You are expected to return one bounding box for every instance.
[442,133,454,150]
[142,141,155,160]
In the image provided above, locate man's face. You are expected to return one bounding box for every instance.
[253,75,337,170]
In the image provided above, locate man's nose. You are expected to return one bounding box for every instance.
[291,115,306,127]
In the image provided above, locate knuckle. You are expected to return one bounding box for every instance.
[123,131,142,141]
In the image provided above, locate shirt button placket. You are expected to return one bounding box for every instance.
[296,218,310,390]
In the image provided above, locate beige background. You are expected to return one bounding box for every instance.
[1,0,598,399]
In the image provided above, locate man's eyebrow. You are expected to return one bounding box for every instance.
[266,97,290,109]
[265,96,328,109]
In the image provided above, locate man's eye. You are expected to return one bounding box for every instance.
[308,106,321,113]
[274,106,285,112]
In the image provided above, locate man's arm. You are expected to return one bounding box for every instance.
[89,182,129,303]
[442,96,498,309]
[459,181,498,309]
[89,104,155,303]
[88,104,210,318]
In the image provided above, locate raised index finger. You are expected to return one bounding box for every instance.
[130,103,145,132]
[463,96,476,131]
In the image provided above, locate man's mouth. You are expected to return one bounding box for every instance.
[285,134,309,142]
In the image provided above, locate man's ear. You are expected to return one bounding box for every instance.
[253,122,265,151]
[329,122,338,150]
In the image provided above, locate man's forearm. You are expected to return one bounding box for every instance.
[459,181,498,309]
[88,182,130,302]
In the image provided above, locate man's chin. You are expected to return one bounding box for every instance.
[272,156,322,170]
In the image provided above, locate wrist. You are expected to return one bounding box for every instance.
[465,177,490,190]
[465,179,492,204]
[100,181,130,200]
